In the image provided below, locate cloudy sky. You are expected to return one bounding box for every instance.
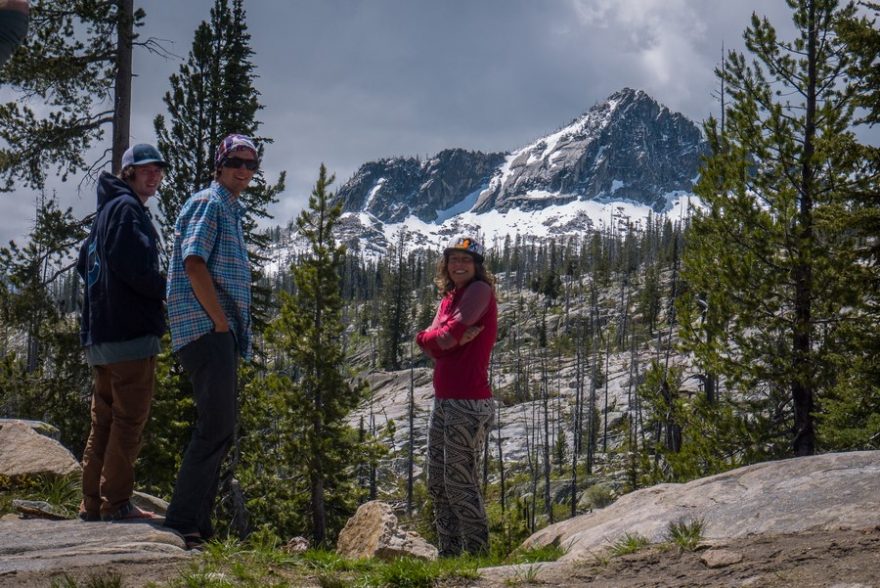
[0,0,821,244]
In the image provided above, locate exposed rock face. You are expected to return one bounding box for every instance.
[336,500,438,561]
[0,418,61,439]
[701,548,744,568]
[333,88,705,228]
[132,491,169,517]
[0,519,188,576]
[0,420,80,478]
[522,451,880,562]
[474,88,706,214]
[336,148,506,223]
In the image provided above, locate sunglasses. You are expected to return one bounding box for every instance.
[223,157,259,171]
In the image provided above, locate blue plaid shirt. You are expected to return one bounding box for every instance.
[167,181,252,359]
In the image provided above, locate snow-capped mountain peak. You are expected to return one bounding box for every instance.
[266,88,706,268]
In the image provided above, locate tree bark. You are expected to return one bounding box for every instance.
[793,0,817,457]
[112,0,133,171]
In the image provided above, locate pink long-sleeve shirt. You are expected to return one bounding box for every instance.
[416,280,498,399]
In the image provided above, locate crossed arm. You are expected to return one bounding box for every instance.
[416,281,491,358]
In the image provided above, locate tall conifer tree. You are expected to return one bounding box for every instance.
[266,165,369,544]
[377,229,412,371]
[153,0,285,276]
[681,0,873,456]
[140,0,284,524]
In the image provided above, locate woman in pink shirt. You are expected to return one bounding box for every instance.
[416,234,498,556]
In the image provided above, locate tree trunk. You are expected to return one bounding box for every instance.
[793,0,817,457]
[542,356,552,523]
[112,0,134,171]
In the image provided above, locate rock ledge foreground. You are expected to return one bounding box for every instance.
[1,416,878,587]
[0,519,189,581]
[524,450,880,562]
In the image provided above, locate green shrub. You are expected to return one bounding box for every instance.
[584,484,615,509]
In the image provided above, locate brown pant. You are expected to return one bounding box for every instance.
[81,356,156,517]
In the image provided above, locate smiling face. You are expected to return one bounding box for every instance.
[217,150,258,197]
[446,252,476,289]
[127,163,165,203]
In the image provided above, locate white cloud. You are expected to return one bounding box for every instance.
[568,0,711,96]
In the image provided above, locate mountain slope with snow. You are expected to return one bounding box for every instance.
[267,88,706,268]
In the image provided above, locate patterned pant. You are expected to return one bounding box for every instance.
[427,398,494,556]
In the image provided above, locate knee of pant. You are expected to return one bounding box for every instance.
[89,421,111,436]
[195,413,235,442]
[111,414,149,435]
[427,475,445,498]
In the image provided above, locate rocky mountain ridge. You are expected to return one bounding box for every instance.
[331,88,704,226]
[266,88,706,267]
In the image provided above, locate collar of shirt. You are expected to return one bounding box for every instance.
[211,181,246,221]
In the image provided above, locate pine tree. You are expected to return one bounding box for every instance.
[377,229,412,370]
[153,0,285,287]
[0,198,91,451]
[681,0,874,456]
[819,2,880,449]
[265,165,369,544]
[140,0,286,523]
[0,0,149,187]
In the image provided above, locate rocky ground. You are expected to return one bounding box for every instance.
[478,526,880,588]
[2,525,878,587]
[3,421,879,587]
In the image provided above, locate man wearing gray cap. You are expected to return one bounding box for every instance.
[77,143,168,521]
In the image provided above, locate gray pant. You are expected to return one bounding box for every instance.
[164,331,238,538]
[427,398,494,556]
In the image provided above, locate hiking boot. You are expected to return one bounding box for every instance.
[101,501,158,522]
[183,533,206,551]
[77,501,99,522]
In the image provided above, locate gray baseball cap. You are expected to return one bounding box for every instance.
[121,144,168,168]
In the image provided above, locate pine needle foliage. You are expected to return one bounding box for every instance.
[680,0,878,457]
[0,0,144,188]
[264,165,371,545]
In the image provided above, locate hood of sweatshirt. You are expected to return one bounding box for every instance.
[96,171,138,210]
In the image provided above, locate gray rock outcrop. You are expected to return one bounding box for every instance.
[523,451,880,561]
[336,148,506,223]
[474,88,706,214]
[701,548,744,568]
[0,420,80,478]
[0,519,189,577]
[336,500,438,561]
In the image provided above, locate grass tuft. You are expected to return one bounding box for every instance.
[665,518,705,552]
[505,543,567,565]
[609,532,650,556]
[50,574,123,588]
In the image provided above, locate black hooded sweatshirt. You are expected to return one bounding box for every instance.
[77,171,166,347]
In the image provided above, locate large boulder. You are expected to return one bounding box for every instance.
[0,421,80,479]
[337,500,438,561]
[0,518,189,577]
[523,450,880,562]
[0,418,61,439]
[132,491,169,517]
